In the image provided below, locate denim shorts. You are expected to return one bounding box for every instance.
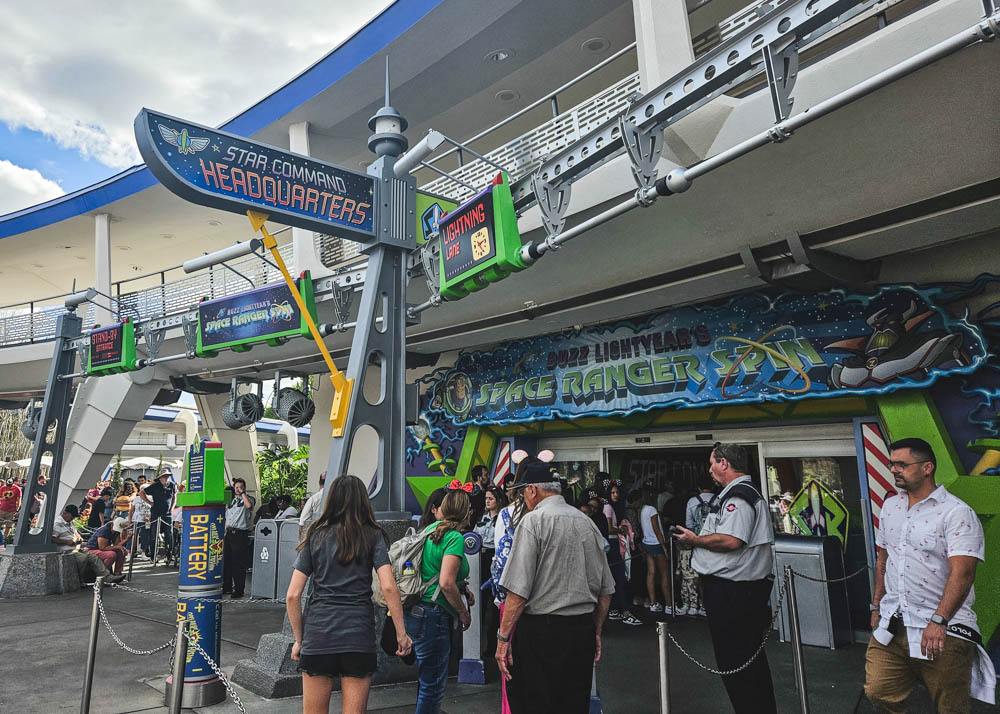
[297,651,377,679]
[643,542,665,557]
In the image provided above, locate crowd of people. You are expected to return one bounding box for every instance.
[11,433,989,713]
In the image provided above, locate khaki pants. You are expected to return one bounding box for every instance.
[864,630,975,713]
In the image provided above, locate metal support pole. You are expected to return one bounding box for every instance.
[668,536,676,618]
[657,621,671,714]
[169,619,188,714]
[152,518,161,566]
[785,566,810,714]
[80,577,104,714]
[127,527,137,582]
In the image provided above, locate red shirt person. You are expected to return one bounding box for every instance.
[0,481,22,537]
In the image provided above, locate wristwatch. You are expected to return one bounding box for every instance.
[497,631,511,643]
[930,613,949,626]
[869,603,880,612]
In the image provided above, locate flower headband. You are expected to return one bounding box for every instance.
[447,479,474,493]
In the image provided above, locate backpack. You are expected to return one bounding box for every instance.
[371,526,442,608]
[690,494,714,534]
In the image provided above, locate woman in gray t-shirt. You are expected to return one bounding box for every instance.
[286,475,412,713]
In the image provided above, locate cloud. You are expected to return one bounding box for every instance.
[0,160,65,215]
[0,1,391,171]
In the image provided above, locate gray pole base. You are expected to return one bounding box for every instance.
[164,676,226,708]
[232,519,416,698]
[0,552,82,597]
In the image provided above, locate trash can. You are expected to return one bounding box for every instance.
[251,519,279,599]
[276,518,301,600]
[775,534,852,649]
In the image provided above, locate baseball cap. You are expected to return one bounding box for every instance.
[157,469,172,479]
[507,461,559,489]
[111,517,129,533]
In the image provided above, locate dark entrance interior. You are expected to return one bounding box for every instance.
[606,445,759,498]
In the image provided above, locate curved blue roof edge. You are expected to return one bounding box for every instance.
[0,0,446,240]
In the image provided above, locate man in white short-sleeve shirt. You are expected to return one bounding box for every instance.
[865,437,995,711]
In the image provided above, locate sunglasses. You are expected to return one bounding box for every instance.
[887,460,931,470]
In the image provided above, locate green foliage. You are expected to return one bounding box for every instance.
[255,444,309,506]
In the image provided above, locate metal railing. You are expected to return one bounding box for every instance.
[0,243,294,348]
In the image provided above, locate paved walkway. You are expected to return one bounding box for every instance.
[1,559,992,712]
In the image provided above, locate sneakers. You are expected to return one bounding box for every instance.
[621,613,643,626]
[632,596,643,607]
[105,574,127,585]
[608,609,623,620]
[649,603,663,613]
[675,605,691,616]
[696,608,707,617]
[662,605,674,615]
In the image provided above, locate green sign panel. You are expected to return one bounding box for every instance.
[176,439,227,507]
[438,174,525,300]
[87,321,138,376]
[196,272,318,357]
[788,478,849,549]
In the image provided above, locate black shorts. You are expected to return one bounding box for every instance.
[297,652,377,679]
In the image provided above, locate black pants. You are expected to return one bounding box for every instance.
[606,537,628,611]
[223,529,251,596]
[700,575,777,714]
[508,613,595,714]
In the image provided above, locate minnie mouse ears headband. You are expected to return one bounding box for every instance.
[511,449,554,465]
[447,479,474,493]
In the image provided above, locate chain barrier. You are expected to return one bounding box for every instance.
[91,582,247,713]
[182,630,248,714]
[789,565,869,584]
[107,582,287,605]
[94,582,176,656]
[664,569,790,676]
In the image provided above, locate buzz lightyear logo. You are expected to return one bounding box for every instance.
[787,478,849,548]
[442,372,474,421]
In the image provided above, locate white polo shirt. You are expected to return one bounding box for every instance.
[875,485,984,631]
[52,517,79,552]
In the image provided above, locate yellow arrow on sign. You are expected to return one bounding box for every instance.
[245,210,353,437]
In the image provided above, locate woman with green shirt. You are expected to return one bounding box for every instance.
[406,485,475,714]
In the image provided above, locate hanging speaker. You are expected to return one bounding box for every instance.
[21,413,39,442]
[275,387,316,428]
[234,393,265,425]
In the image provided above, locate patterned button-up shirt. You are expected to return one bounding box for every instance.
[876,485,984,630]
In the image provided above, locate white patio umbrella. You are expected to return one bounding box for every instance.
[120,457,162,469]
[13,455,53,468]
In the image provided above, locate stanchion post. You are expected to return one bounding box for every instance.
[152,517,161,566]
[169,619,188,714]
[80,576,104,714]
[127,525,137,582]
[657,621,670,714]
[784,566,810,714]
[668,535,676,618]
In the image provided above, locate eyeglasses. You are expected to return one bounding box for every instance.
[887,460,931,470]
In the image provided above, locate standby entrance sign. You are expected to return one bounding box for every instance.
[135,109,375,240]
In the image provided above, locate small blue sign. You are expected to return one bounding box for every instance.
[186,442,206,495]
[135,108,375,239]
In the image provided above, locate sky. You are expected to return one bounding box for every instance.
[0,0,391,216]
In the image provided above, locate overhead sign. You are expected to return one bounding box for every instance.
[438,174,525,300]
[421,282,987,425]
[87,321,138,376]
[196,274,317,356]
[135,108,375,240]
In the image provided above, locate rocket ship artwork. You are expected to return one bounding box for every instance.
[788,478,850,549]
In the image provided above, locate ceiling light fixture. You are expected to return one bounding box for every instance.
[495,89,520,103]
[582,37,610,53]
[484,48,515,63]
[207,220,222,227]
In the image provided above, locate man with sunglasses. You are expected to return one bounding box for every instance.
[865,437,993,711]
